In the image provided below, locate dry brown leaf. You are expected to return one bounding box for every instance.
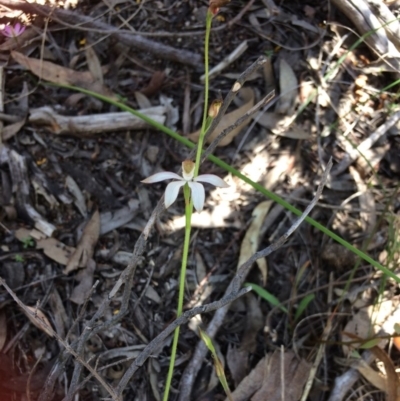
[0,309,7,351]
[64,210,100,274]
[14,227,46,242]
[226,355,268,401]
[48,289,69,337]
[227,351,310,401]
[237,201,272,285]
[23,306,54,337]
[251,351,310,401]
[85,45,103,84]
[350,338,400,401]
[242,292,263,353]
[341,299,396,356]
[275,58,298,115]
[134,91,152,109]
[11,51,114,98]
[70,259,96,305]
[256,113,310,139]
[141,71,165,97]
[188,87,255,147]
[369,346,400,401]
[227,346,248,388]
[2,118,27,141]
[36,237,76,266]
[354,359,386,392]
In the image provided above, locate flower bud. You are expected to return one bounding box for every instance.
[208,100,222,118]
[209,0,230,15]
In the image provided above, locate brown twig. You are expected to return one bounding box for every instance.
[0,0,202,67]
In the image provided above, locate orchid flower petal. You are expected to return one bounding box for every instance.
[15,23,22,34]
[188,182,205,212]
[1,26,12,37]
[141,171,182,184]
[165,181,185,208]
[194,174,229,188]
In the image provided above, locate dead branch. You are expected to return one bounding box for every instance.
[29,106,166,136]
[177,159,333,401]
[5,148,56,236]
[0,0,202,68]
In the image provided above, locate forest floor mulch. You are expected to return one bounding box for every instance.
[1,0,400,400]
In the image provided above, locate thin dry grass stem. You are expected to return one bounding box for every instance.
[177,159,333,400]
[327,21,400,76]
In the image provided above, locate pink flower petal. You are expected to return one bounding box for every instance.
[165,181,185,208]
[188,182,205,212]
[1,26,13,37]
[141,171,182,184]
[194,174,229,188]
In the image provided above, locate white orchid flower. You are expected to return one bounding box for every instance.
[141,160,229,212]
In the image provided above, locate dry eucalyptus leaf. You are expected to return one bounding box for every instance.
[341,299,395,356]
[227,345,248,388]
[255,112,310,139]
[188,87,255,147]
[134,91,152,109]
[354,359,386,392]
[242,292,263,353]
[85,45,103,84]
[48,289,69,337]
[11,51,114,98]
[2,118,27,141]
[36,237,76,266]
[70,259,96,305]
[237,201,272,284]
[369,346,400,401]
[226,355,267,401]
[275,58,298,115]
[251,351,310,401]
[23,306,54,337]
[15,227,46,242]
[64,210,100,274]
[226,351,311,401]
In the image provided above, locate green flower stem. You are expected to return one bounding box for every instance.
[164,12,213,399]
[163,185,193,400]
[164,12,214,399]
[194,10,213,178]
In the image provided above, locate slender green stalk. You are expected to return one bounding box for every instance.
[194,10,213,178]
[163,10,214,400]
[163,185,193,400]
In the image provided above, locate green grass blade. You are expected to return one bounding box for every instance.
[245,283,288,313]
